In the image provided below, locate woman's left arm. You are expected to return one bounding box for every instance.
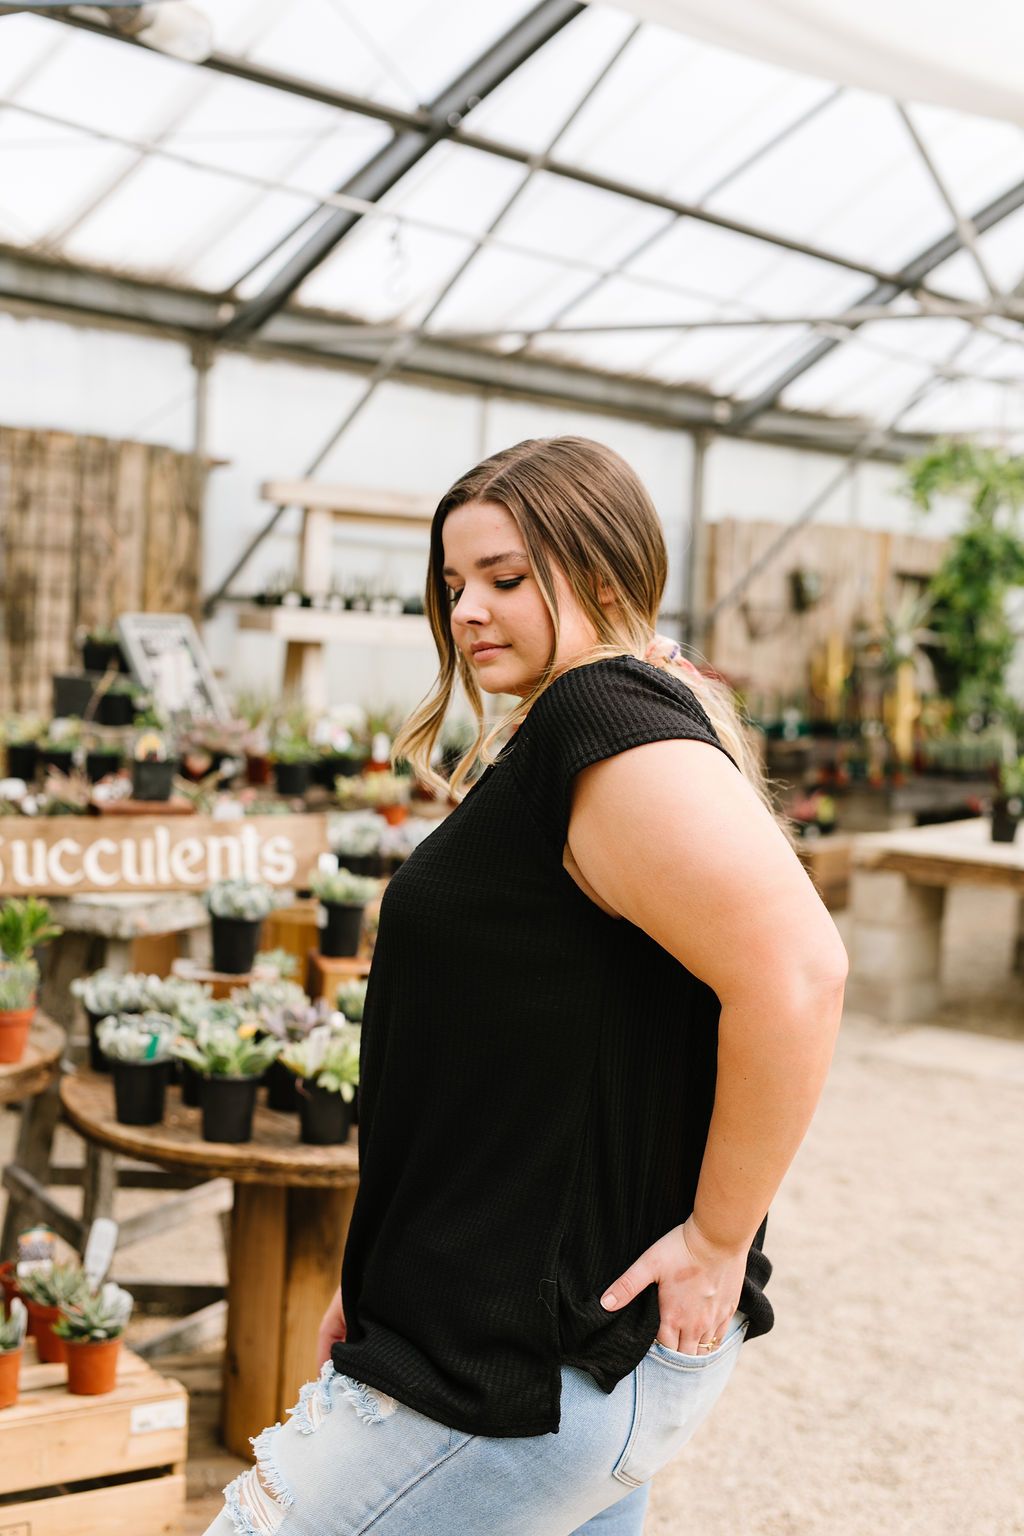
[565,736,849,1353]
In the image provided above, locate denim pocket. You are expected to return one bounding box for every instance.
[611,1312,748,1488]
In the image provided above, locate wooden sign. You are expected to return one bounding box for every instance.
[0,815,331,896]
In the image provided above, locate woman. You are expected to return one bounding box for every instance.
[208,437,847,1536]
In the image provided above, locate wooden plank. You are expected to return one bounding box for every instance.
[279,1184,354,1416]
[59,1073,359,1189]
[76,435,119,637]
[222,1183,286,1457]
[237,606,430,644]
[0,1471,186,1536]
[0,813,331,896]
[261,479,435,521]
[143,446,198,617]
[0,1350,188,1496]
[112,441,150,619]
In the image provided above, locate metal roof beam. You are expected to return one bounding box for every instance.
[218,0,585,341]
[727,174,1024,430]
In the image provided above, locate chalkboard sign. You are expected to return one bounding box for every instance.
[117,613,228,722]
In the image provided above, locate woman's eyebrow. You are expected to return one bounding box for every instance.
[441,550,528,578]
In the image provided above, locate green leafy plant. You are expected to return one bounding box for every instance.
[53,1282,133,1343]
[0,713,44,746]
[18,1262,89,1309]
[0,959,39,1012]
[335,978,367,1023]
[280,1022,360,1099]
[272,736,318,765]
[335,772,410,810]
[0,1298,27,1351]
[205,879,281,922]
[0,897,62,961]
[310,867,379,906]
[906,441,1024,718]
[252,948,299,979]
[171,1018,279,1078]
[329,811,382,858]
[229,978,307,1014]
[96,1012,177,1063]
[998,756,1024,798]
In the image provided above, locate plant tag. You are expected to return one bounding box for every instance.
[131,1397,187,1435]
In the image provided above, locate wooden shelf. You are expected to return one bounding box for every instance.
[237,605,430,646]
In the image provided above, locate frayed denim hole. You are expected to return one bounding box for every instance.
[285,1358,339,1435]
[222,1444,292,1536]
[335,1372,398,1425]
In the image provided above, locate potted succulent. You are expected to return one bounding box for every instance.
[81,626,127,675]
[83,732,124,784]
[70,968,156,1074]
[334,770,411,825]
[311,865,378,958]
[171,997,241,1106]
[0,1298,27,1409]
[329,809,383,877]
[0,961,40,1065]
[94,675,139,728]
[205,879,280,975]
[18,1262,89,1364]
[335,978,367,1024]
[0,897,61,1064]
[271,735,318,797]
[97,1013,176,1126]
[131,725,177,802]
[54,1282,133,1395]
[172,1017,279,1143]
[992,756,1024,843]
[256,997,339,1113]
[37,720,82,776]
[1,713,43,782]
[280,1022,360,1145]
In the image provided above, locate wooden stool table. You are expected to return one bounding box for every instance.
[0,1014,67,1258]
[60,1071,359,1458]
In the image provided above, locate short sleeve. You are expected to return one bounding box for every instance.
[509,654,739,849]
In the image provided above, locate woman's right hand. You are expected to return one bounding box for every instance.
[316,1286,347,1367]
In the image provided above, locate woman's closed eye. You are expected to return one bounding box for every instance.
[448,577,525,604]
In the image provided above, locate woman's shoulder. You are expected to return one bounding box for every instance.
[524,653,715,738]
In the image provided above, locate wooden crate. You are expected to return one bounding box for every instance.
[0,1340,188,1536]
[306,950,372,1003]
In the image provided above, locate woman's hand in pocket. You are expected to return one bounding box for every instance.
[316,1286,347,1368]
[599,1217,747,1354]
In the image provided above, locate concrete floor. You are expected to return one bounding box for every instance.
[1,882,1021,1534]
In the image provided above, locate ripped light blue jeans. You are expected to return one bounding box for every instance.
[203,1309,748,1536]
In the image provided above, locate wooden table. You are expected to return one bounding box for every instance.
[0,1013,65,1107]
[60,1071,359,1458]
[847,817,1024,1022]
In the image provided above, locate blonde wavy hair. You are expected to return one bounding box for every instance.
[393,435,776,821]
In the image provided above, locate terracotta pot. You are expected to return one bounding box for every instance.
[0,1008,34,1065]
[380,803,408,826]
[26,1300,66,1363]
[0,1346,22,1409]
[65,1335,121,1394]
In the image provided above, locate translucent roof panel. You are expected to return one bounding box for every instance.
[4,4,1024,437]
[235,0,540,113]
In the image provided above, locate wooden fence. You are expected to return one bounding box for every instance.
[0,427,201,714]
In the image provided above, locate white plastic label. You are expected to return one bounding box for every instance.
[131,1398,187,1435]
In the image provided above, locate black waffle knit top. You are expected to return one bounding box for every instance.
[332,655,773,1438]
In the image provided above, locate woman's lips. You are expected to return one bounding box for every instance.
[470,644,508,662]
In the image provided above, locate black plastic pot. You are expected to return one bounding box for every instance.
[340,853,379,878]
[200,1074,258,1143]
[96,692,135,727]
[86,1008,112,1074]
[313,753,347,789]
[82,639,127,674]
[274,760,312,796]
[298,1081,354,1145]
[131,758,176,802]
[265,1058,300,1113]
[85,749,123,784]
[991,797,1020,844]
[211,915,262,975]
[111,1059,168,1126]
[179,1059,202,1107]
[320,902,364,958]
[5,742,38,781]
[40,747,74,776]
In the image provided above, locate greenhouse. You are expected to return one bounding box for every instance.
[0,4,1020,1533]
